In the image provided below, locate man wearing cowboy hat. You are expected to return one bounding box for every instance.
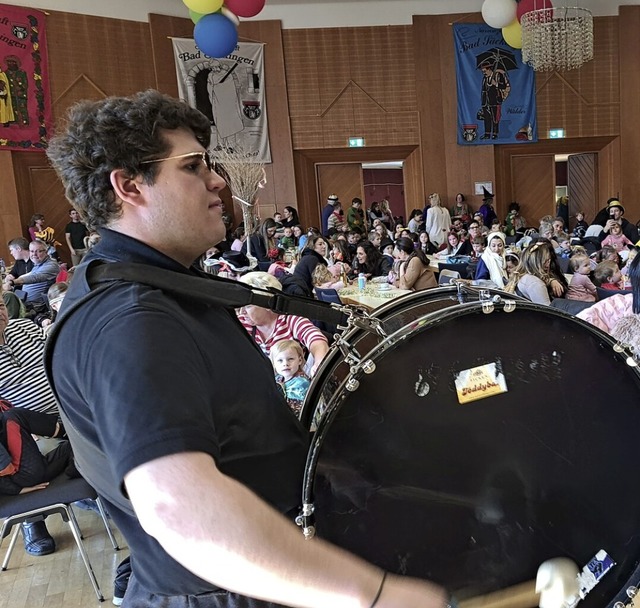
[600,199,638,244]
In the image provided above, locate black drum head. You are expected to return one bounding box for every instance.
[307,304,640,605]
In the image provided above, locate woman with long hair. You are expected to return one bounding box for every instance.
[393,237,437,291]
[474,232,508,287]
[242,218,278,263]
[293,235,331,291]
[281,206,300,228]
[435,231,465,259]
[504,240,558,304]
[424,192,451,248]
[418,230,438,256]
[353,240,392,278]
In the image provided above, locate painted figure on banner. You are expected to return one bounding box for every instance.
[478,60,510,140]
[0,65,14,125]
[5,55,29,126]
[207,59,244,151]
[454,24,537,146]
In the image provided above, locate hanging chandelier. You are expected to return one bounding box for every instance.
[521,6,594,71]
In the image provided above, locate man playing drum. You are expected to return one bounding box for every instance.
[45,90,450,608]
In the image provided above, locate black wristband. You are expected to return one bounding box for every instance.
[369,571,387,608]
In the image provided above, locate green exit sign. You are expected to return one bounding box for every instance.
[348,137,365,147]
[549,129,565,139]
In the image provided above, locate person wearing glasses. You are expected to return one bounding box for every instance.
[5,241,59,309]
[45,90,449,608]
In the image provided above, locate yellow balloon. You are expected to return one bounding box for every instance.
[502,18,522,49]
[182,0,224,15]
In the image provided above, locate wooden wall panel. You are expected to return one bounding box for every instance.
[0,153,21,262]
[619,6,640,212]
[495,136,618,226]
[283,26,419,150]
[402,146,425,218]
[567,153,599,226]
[511,155,556,225]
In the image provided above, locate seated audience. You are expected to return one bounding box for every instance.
[312,264,346,291]
[566,254,597,302]
[594,260,623,291]
[601,221,633,253]
[0,298,63,555]
[293,235,331,292]
[505,241,555,305]
[3,241,59,309]
[353,240,392,279]
[3,238,33,292]
[435,231,465,259]
[418,231,438,256]
[475,232,507,287]
[393,237,437,291]
[572,211,589,240]
[577,252,640,341]
[241,218,278,263]
[0,406,76,498]
[270,339,311,417]
[236,272,329,375]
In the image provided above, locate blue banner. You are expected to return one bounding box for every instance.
[453,23,537,146]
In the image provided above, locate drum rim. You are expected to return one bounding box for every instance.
[300,285,525,427]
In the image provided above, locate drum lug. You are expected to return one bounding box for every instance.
[296,503,316,539]
[362,359,376,374]
[345,377,360,392]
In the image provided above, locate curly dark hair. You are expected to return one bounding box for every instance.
[46,89,211,231]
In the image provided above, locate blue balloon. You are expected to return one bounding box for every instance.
[194,13,238,58]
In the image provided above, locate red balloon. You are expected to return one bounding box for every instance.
[223,0,266,18]
[517,0,553,22]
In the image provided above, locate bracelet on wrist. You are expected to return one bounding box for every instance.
[369,571,387,608]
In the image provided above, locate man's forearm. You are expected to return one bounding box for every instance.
[126,452,382,608]
[126,452,446,608]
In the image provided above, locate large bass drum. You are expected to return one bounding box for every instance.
[300,284,522,430]
[299,299,640,607]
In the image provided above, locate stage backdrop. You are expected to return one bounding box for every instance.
[453,23,537,146]
[172,38,271,163]
[0,3,52,151]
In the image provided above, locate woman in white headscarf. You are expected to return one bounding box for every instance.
[424,192,451,248]
[475,232,507,287]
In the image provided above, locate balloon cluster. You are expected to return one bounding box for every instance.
[481,0,554,49]
[182,0,267,58]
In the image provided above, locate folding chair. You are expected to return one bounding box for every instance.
[0,473,120,601]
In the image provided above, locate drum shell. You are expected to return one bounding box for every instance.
[303,301,640,606]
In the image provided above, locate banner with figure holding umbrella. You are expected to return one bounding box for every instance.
[453,23,537,145]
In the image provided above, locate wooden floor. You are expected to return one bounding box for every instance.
[0,508,129,608]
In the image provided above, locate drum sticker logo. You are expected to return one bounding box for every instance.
[577,550,616,600]
[454,361,508,404]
